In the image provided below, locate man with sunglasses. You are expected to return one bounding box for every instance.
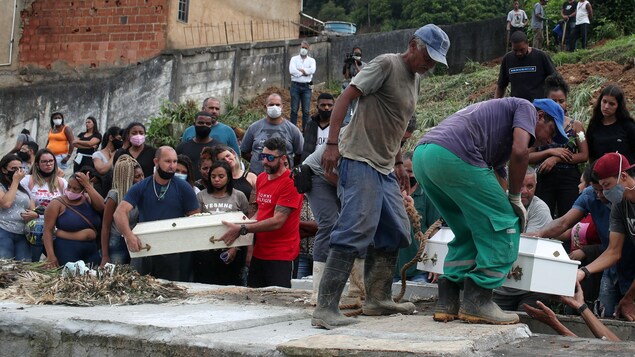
[220,137,303,288]
[313,24,450,330]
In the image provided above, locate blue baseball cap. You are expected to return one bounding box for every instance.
[414,24,450,67]
[532,98,568,145]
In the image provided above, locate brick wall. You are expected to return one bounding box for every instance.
[19,0,169,69]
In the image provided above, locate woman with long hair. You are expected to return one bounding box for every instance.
[587,84,635,163]
[0,154,38,260]
[20,149,68,261]
[72,116,102,172]
[212,145,256,207]
[176,154,200,194]
[529,74,589,218]
[43,172,104,268]
[45,112,74,171]
[194,160,249,285]
[92,126,123,175]
[112,122,156,178]
[100,155,144,266]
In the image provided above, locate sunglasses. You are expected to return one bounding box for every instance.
[258,153,283,162]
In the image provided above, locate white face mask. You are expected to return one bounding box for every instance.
[53,119,63,126]
[353,55,361,61]
[300,48,308,56]
[174,173,188,181]
[267,105,282,119]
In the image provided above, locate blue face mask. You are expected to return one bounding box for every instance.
[604,183,625,205]
[174,173,188,181]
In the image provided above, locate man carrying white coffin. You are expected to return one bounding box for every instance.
[413,98,568,325]
[220,137,303,288]
[115,146,200,281]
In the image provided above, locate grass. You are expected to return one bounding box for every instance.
[551,34,635,66]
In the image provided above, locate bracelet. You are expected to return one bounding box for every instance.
[394,161,404,166]
[577,303,588,314]
[326,142,338,146]
[581,266,591,280]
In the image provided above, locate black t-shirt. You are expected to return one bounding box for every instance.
[76,132,103,156]
[113,145,157,178]
[609,199,635,288]
[497,48,557,102]
[562,1,576,23]
[587,120,635,163]
[176,139,219,180]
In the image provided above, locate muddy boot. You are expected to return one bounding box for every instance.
[346,258,365,298]
[362,248,416,316]
[433,277,461,322]
[309,261,325,306]
[458,277,519,325]
[311,248,359,329]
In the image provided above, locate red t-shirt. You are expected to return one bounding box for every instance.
[253,169,303,261]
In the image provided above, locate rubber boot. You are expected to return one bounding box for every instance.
[311,248,359,329]
[347,258,365,298]
[362,247,416,316]
[433,277,461,322]
[458,277,519,325]
[309,261,325,305]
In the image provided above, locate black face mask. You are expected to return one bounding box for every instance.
[156,166,175,180]
[17,151,31,162]
[195,125,212,138]
[4,169,16,179]
[318,110,332,120]
[112,139,123,150]
[38,168,54,177]
[409,177,418,188]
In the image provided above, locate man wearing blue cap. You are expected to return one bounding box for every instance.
[413,98,568,325]
[312,24,450,329]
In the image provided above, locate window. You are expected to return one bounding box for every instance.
[177,0,189,23]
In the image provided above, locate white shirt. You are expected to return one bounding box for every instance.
[316,125,330,149]
[289,54,316,83]
[576,1,591,25]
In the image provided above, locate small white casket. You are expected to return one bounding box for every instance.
[417,227,580,296]
[129,212,255,258]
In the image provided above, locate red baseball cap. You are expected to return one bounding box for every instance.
[593,152,635,179]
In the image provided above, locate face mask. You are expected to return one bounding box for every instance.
[195,125,212,138]
[409,177,417,187]
[130,134,145,147]
[38,168,54,177]
[318,109,332,120]
[17,151,31,162]
[174,173,188,181]
[4,169,16,179]
[604,184,625,205]
[112,139,123,150]
[156,165,175,180]
[65,189,83,201]
[353,55,362,61]
[53,119,63,126]
[267,106,282,119]
[300,48,308,56]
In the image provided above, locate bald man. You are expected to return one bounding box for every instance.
[114,146,200,281]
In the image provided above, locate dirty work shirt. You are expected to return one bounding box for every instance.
[240,118,304,175]
[123,176,199,222]
[340,53,417,174]
[419,98,537,176]
[497,49,557,102]
[252,170,303,261]
[197,189,248,215]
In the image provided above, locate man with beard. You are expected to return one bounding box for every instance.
[114,146,200,281]
[303,93,335,159]
[181,97,240,156]
[177,112,220,180]
[219,137,303,288]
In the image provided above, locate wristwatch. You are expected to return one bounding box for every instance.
[239,224,248,236]
[580,266,591,280]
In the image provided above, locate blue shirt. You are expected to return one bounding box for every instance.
[572,186,610,248]
[181,123,240,156]
[124,176,199,222]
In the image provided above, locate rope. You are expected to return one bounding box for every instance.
[393,197,444,302]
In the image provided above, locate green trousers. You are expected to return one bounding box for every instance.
[413,144,520,289]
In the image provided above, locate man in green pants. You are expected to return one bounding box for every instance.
[413,98,568,324]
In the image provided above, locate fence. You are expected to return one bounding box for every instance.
[182,19,308,47]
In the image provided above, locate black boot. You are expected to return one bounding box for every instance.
[362,247,416,316]
[311,248,358,329]
[459,277,519,324]
[433,277,461,322]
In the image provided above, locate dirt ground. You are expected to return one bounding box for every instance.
[558,61,635,103]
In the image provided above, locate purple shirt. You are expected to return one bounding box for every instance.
[419,98,536,174]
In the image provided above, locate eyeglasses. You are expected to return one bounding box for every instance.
[258,153,283,162]
[40,160,55,165]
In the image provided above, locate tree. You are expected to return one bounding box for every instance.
[317,1,350,22]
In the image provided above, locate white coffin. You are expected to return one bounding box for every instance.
[417,227,580,296]
[129,212,255,258]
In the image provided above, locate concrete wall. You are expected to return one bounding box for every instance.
[166,0,302,48]
[0,18,506,154]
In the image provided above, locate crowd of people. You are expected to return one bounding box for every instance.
[0,16,630,339]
